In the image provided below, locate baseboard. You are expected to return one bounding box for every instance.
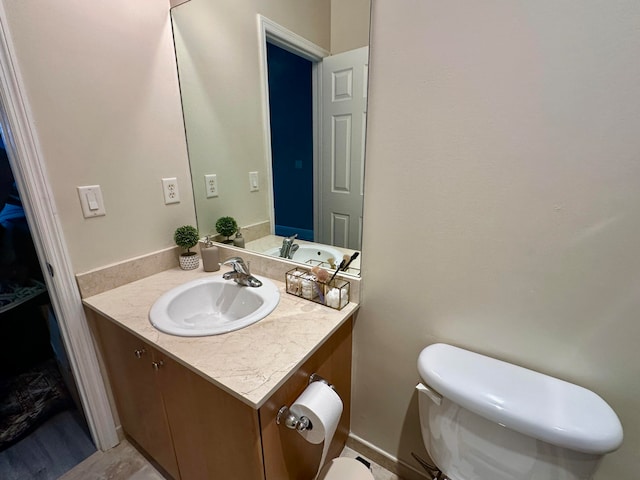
[346,434,429,480]
[115,424,125,443]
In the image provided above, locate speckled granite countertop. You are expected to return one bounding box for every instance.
[82,266,358,409]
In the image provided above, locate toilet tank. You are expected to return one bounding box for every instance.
[417,344,623,480]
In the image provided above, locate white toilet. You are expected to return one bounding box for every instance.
[416,343,623,480]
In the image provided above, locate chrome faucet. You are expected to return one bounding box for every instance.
[279,234,299,259]
[221,257,262,287]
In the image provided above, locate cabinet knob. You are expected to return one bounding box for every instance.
[134,348,146,359]
[152,360,165,370]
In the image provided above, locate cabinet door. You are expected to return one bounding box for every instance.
[259,318,352,480]
[158,355,265,480]
[95,319,180,479]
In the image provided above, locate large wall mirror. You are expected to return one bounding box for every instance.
[171,0,371,276]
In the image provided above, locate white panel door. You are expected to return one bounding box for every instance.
[319,46,368,250]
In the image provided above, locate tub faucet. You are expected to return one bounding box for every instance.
[279,234,299,259]
[221,256,262,287]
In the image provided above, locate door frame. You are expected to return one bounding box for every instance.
[257,15,329,239]
[0,8,118,451]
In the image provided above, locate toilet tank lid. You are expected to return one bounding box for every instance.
[417,344,623,455]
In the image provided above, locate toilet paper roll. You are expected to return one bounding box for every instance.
[289,380,343,479]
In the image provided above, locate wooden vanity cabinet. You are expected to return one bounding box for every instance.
[95,318,264,480]
[94,318,180,478]
[93,314,352,480]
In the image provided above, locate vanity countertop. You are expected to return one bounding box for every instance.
[82,266,358,409]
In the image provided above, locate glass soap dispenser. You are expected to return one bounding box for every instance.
[201,236,220,272]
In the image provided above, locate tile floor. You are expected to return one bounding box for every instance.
[58,440,405,480]
[340,446,403,480]
[58,441,164,480]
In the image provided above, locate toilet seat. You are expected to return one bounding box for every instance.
[317,457,375,480]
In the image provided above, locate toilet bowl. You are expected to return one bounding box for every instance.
[317,457,374,480]
[416,344,623,480]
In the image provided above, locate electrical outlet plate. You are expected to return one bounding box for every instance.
[205,174,218,198]
[162,177,180,204]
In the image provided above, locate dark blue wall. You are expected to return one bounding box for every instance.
[266,42,314,241]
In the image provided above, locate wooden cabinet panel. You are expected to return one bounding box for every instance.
[259,318,352,480]
[159,355,265,480]
[95,313,353,480]
[94,319,180,479]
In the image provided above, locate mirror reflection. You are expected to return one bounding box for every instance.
[171,0,370,276]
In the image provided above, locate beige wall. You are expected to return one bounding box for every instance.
[355,1,640,478]
[331,0,370,54]
[1,0,195,273]
[171,0,330,236]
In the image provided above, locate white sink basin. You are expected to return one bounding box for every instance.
[264,244,344,266]
[149,275,280,337]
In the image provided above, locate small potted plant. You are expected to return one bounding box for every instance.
[215,216,238,244]
[174,225,200,270]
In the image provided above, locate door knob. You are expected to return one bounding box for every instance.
[134,348,146,359]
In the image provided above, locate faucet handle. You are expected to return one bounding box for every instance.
[221,256,250,275]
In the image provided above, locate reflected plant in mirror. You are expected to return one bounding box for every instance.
[171,0,371,276]
[215,216,238,244]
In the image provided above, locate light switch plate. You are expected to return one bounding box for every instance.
[249,171,259,192]
[77,185,106,218]
[162,177,180,204]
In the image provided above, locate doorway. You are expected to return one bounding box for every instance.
[266,42,314,241]
[0,133,96,479]
[0,7,118,470]
[259,16,367,251]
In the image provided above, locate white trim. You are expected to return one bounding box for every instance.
[256,16,275,234]
[259,16,329,62]
[0,7,118,451]
[312,61,322,242]
[256,15,328,236]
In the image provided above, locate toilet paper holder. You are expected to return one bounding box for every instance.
[276,373,335,432]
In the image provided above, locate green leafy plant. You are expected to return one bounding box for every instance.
[215,216,238,243]
[174,225,199,255]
